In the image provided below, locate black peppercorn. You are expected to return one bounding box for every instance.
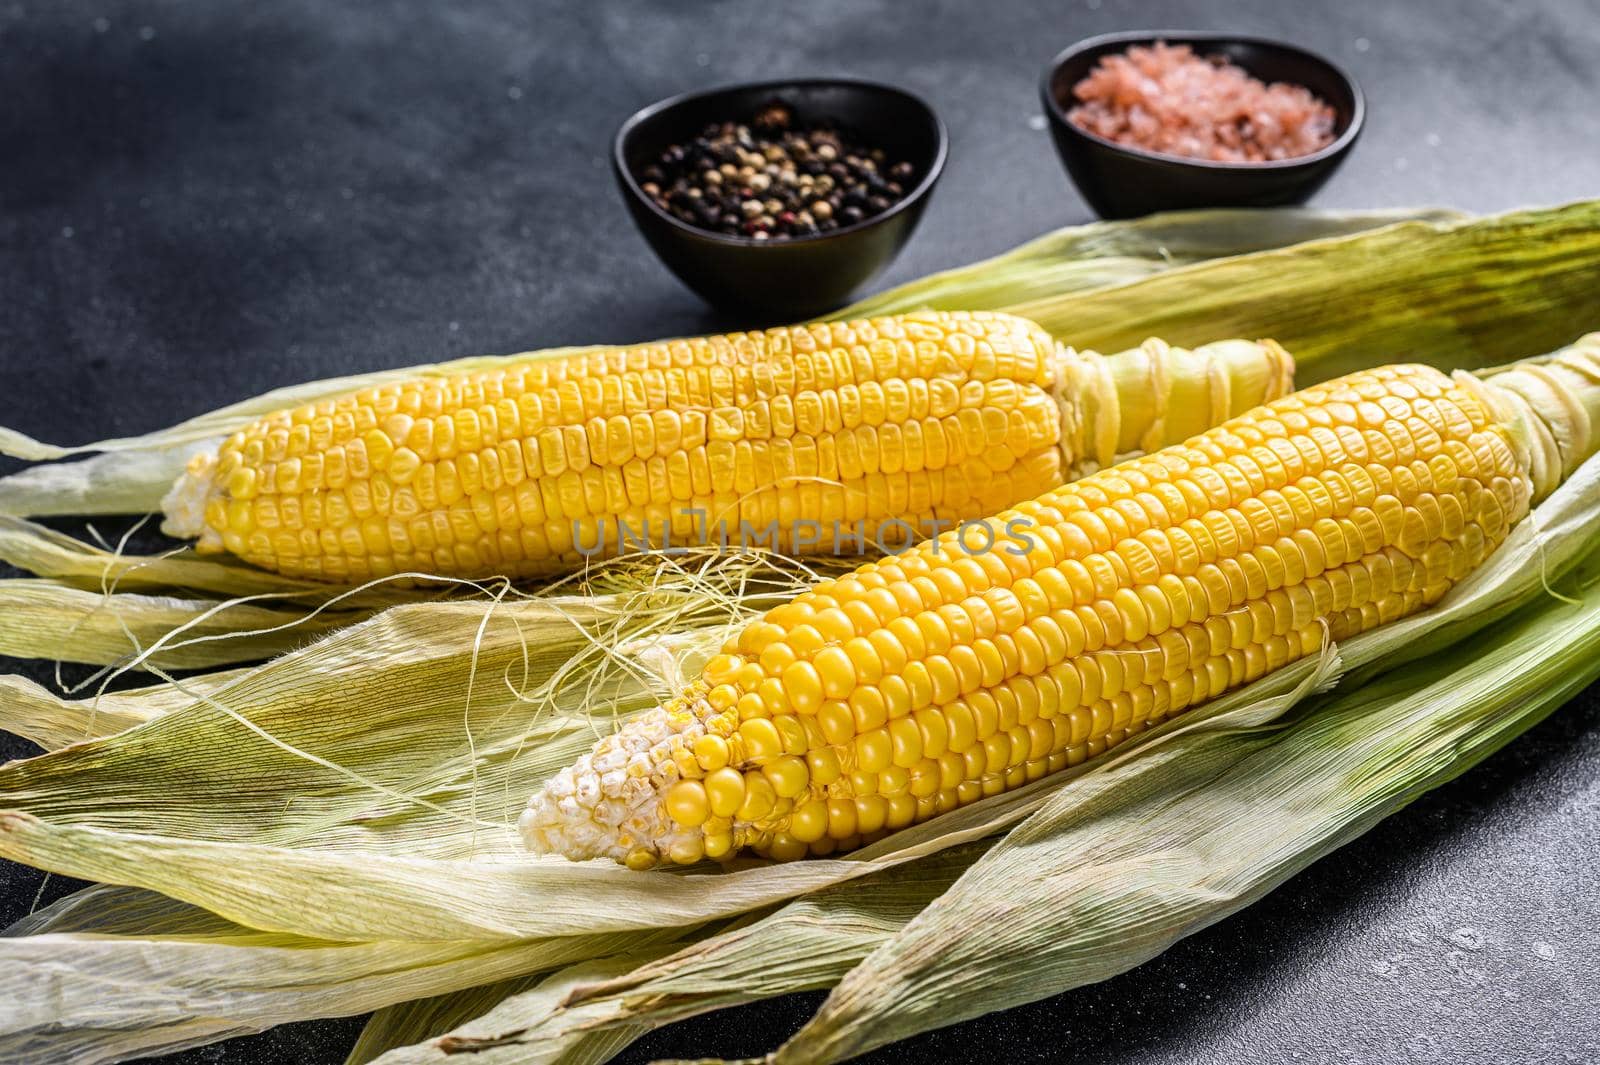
[637,102,919,241]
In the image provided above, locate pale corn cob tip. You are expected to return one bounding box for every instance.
[520,701,720,867]
[159,452,225,550]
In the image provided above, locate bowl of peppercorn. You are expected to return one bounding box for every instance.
[614,78,947,317]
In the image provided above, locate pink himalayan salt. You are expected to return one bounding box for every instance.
[1069,42,1336,163]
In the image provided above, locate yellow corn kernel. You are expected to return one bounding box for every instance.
[766,833,809,862]
[763,755,809,799]
[944,700,977,752]
[667,835,705,865]
[889,717,924,767]
[817,700,856,745]
[827,797,858,840]
[814,646,856,699]
[850,686,889,731]
[915,706,950,758]
[855,729,893,773]
[855,795,889,834]
[884,793,918,829]
[705,767,746,818]
[693,734,730,772]
[774,715,809,755]
[876,765,910,797]
[806,746,843,786]
[703,830,734,860]
[789,800,829,843]
[737,773,777,821]
[665,780,709,828]
[739,718,782,760]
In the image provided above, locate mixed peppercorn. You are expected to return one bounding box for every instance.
[637,101,918,240]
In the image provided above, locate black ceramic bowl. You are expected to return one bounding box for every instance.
[1041,31,1364,219]
[614,78,946,317]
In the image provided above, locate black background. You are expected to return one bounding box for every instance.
[2,1,1598,1062]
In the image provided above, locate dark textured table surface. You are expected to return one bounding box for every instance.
[3,1,1599,1063]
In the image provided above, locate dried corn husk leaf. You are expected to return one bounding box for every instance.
[0,579,349,668]
[0,517,416,671]
[346,975,550,1065]
[367,955,667,1065]
[0,533,843,679]
[355,844,987,1065]
[0,515,417,605]
[0,670,246,751]
[0,882,685,1065]
[4,882,234,938]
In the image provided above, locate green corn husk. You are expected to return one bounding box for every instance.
[4,205,1600,1064]
[863,200,1600,386]
[837,206,1461,318]
[1018,202,1600,384]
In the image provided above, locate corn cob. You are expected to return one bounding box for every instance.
[521,337,1600,867]
[159,313,1292,582]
